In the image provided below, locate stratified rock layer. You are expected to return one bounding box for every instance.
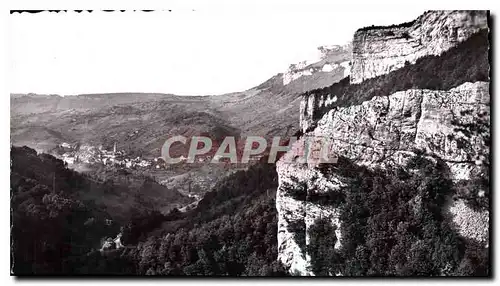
[351,11,488,84]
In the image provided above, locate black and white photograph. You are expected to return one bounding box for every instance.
[6,3,492,278]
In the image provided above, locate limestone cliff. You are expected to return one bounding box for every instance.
[278,81,489,275]
[351,10,488,84]
[276,10,490,276]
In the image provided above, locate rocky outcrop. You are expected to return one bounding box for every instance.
[312,82,489,174]
[283,44,351,87]
[351,10,488,84]
[276,81,490,275]
[277,159,344,275]
[299,93,338,133]
[276,9,490,276]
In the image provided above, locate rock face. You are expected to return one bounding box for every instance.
[277,157,344,275]
[282,11,490,275]
[277,79,490,275]
[312,82,489,174]
[300,92,338,133]
[281,12,491,274]
[350,10,488,84]
[277,81,490,275]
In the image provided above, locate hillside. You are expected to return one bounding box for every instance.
[10,43,351,152]
[11,146,288,275]
[10,43,351,197]
[10,146,191,223]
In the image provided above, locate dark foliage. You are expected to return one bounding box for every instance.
[11,146,287,275]
[287,219,307,259]
[356,19,417,32]
[281,177,307,201]
[119,162,287,276]
[453,177,490,212]
[129,194,288,276]
[10,147,118,274]
[307,218,341,276]
[307,189,345,207]
[306,154,489,276]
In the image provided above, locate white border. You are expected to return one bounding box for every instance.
[1,1,498,285]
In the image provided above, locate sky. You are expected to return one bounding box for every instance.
[9,8,425,96]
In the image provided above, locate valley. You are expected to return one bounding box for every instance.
[9,10,491,277]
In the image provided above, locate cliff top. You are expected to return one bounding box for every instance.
[355,10,488,34]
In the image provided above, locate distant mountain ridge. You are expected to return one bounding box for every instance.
[10,41,352,153]
[11,41,352,200]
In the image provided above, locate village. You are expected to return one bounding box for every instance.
[55,142,167,171]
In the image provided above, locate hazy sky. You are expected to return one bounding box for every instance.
[9,9,425,96]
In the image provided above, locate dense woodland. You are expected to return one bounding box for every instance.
[11,146,118,274]
[11,147,286,275]
[286,154,489,276]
